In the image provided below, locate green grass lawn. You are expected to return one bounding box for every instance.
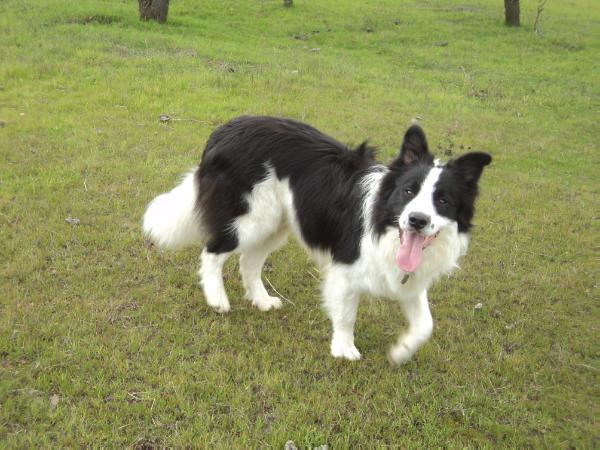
[1,0,598,446]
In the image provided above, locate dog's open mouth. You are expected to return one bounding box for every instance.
[396,230,438,273]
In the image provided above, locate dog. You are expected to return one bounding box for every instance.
[143,116,491,364]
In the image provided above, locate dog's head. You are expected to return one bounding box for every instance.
[374,124,491,272]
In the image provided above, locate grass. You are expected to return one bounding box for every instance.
[1,0,598,446]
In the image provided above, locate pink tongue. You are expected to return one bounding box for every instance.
[396,232,426,273]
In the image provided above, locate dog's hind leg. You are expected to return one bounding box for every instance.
[199,247,233,314]
[239,229,288,311]
[388,290,433,365]
[323,266,362,361]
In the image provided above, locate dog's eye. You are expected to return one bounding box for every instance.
[404,189,414,196]
[438,197,448,205]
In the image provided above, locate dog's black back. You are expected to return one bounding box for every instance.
[194,116,377,262]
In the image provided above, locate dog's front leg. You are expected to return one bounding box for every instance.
[322,267,361,361]
[388,290,433,365]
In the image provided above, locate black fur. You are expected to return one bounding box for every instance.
[373,125,435,235]
[434,152,492,232]
[373,124,491,235]
[195,116,376,263]
[194,117,490,259]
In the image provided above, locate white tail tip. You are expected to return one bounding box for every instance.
[143,171,204,249]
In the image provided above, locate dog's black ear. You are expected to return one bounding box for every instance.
[392,125,433,168]
[452,152,492,184]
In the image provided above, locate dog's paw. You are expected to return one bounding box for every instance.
[331,339,362,361]
[387,342,413,366]
[206,296,231,314]
[253,295,283,312]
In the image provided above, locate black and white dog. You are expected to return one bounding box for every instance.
[143,116,491,364]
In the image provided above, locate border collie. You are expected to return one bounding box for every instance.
[143,116,491,364]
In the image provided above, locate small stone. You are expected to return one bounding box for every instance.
[65,217,80,225]
[434,41,449,47]
[50,394,60,408]
[284,441,297,450]
[474,303,483,310]
[159,114,171,123]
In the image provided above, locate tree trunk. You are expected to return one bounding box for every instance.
[504,0,520,26]
[139,0,169,24]
[284,0,293,7]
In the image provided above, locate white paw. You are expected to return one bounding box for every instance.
[253,295,282,311]
[331,338,362,361]
[206,296,231,314]
[387,342,413,366]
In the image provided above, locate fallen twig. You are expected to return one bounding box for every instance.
[534,0,547,36]
[306,269,320,280]
[170,118,210,124]
[264,276,295,305]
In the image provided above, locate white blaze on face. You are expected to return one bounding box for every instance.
[398,167,451,235]
[396,166,453,273]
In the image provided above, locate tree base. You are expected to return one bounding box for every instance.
[139,0,169,24]
[504,0,520,26]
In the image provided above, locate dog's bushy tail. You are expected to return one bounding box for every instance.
[142,171,204,250]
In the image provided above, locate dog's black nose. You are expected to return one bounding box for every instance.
[408,212,430,230]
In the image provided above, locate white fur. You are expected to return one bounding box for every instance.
[199,249,231,313]
[239,229,288,311]
[323,266,362,360]
[388,290,433,364]
[146,165,469,365]
[399,167,450,236]
[142,171,204,249]
[308,167,467,363]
